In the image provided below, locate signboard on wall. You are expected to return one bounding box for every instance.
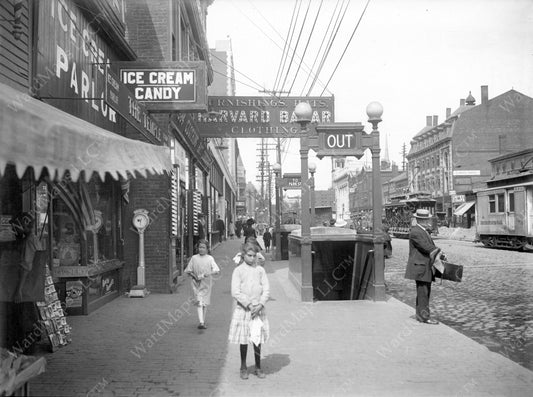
[453,170,480,176]
[195,96,334,138]
[117,61,208,112]
[35,0,165,143]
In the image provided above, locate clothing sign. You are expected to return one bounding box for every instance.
[195,96,334,138]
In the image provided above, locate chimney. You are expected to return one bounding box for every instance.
[460,98,465,106]
[446,107,451,119]
[426,116,432,126]
[481,85,488,104]
[433,115,438,126]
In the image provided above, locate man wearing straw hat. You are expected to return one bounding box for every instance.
[404,209,446,325]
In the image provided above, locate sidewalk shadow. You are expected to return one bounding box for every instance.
[261,353,290,375]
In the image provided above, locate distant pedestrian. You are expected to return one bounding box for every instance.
[229,221,235,239]
[235,219,243,238]
[262,229,272,252]
[404,210,446,325]
[243,219,257,241]
[383,225,392,259]
[215,215,225,243]
[185,240,220,329]
[228,242,270,380]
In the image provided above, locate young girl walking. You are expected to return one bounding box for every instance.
[184,239,220,329]
[228,242,270,379]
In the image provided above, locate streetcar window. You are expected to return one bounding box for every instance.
[497,193,505,212]
[509,192,515,212]
[489,195,496,213]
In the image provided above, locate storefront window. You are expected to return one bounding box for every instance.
[52,182,82,268]
[86,174,117,263]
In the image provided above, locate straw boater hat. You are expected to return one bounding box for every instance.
[334,218,347,227]
[414,209,431,219]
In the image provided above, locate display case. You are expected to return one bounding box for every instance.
[50,173,123,315]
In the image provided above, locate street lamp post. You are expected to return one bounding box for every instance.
[295,101,314,302]
[309,162,316,227]
[366,101,386,301]
[272,163,282,261]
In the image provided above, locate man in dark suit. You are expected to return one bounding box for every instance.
[404,209,444,325]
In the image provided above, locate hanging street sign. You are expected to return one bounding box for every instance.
[313,123,368,159]
[115,61,208,112]
[278,173,302,190]
[195,96,334,138]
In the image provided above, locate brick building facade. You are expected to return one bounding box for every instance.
[407,86,533,221]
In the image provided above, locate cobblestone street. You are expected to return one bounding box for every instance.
[385,236,533,370]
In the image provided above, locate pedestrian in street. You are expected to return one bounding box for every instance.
[194,214,206,249]
[228,242,270,380]
[228,221,235,240]
[215,215,225,243]
[404,209,446,325]
[262,229,272,252]
[235,219,242,239]
[184,240,220,330]
[383,225,392,259]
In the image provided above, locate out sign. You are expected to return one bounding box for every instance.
[325,134,356,150]
[315,123,365,159]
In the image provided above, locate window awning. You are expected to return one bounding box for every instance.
[0,83,172,181]
[453,201,475,216]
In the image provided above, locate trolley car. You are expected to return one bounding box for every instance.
[384,193,438,238]
[476,173,533,251]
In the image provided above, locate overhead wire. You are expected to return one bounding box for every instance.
[232,0,333,96]
[277,0,312,95]
[274,0,305,94]
[299,0,342,96]
[320,0,371,96]
[287,0,324,96]
[306,0,350,96]
[272,0,300,94]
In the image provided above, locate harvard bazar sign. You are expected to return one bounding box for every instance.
[195,96,334,138]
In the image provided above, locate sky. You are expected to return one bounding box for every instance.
[206,0,533,190]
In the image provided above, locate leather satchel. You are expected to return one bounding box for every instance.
[435,261,463,282]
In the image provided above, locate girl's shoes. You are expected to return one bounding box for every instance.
[240,368,248,380]
[198,323,207,329]
[254,368,265,379]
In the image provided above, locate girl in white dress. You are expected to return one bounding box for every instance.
[184,240,220,329]
[228,242,270,379]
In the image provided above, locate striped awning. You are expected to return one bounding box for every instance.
[0,82,172,181]
[453,201,475,216]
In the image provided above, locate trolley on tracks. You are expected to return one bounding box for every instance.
[384,193,438,238]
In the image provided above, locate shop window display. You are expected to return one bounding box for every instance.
[50,173,122,315]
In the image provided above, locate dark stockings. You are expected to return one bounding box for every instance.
[240,343,261,369]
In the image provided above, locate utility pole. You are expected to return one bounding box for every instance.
[400,143,407,171]
[256,139,277,223]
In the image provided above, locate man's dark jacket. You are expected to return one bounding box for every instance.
[404,224,438,283]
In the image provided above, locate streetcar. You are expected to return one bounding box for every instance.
[384,193,438,238]
[475,173,533,251]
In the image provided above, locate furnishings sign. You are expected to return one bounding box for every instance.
[196,96,334,138]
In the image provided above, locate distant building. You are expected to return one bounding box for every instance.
[349,163,400,214]
[407,86,533,222]
[313,189,335,225]
[383,171,409,204]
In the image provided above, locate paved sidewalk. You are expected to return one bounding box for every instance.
[31,238,533,396]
